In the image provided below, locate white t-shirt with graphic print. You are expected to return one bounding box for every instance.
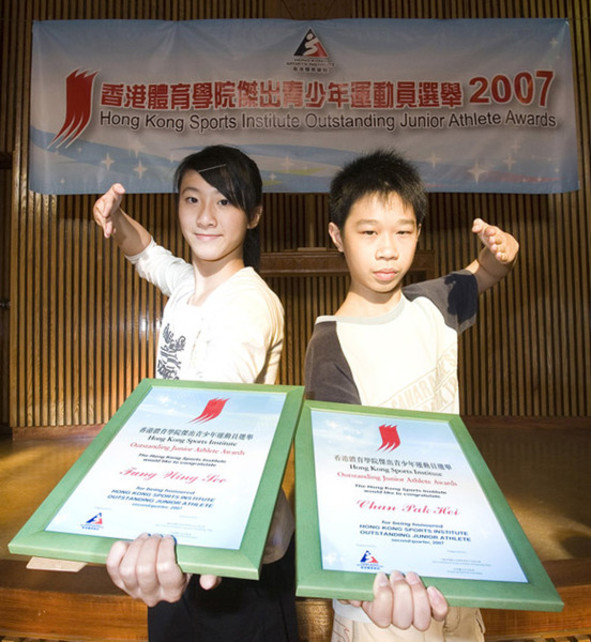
[127,239,284,384]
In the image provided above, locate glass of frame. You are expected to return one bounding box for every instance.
[10,379,305,580]
[295,400,563,612]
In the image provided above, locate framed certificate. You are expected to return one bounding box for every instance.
[10,379,305,580]
[295,400,563,611]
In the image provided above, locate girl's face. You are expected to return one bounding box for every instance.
[177,170,260,268]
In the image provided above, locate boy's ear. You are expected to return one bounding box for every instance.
[247,206,262,230]
[328,222,344,252]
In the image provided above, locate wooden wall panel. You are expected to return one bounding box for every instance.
[0,0,589,431]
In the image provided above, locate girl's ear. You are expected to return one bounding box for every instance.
[247,205,262,230]
[328,222,344,252]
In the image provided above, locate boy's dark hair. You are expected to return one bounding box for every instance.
[174,145,262,270]
[329,149,428,229]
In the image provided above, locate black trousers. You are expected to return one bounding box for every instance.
[147,538,298,642]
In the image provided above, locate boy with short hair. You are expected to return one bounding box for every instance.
[304,149,519,641]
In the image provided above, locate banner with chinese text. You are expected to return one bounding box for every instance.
[29,18,579,195]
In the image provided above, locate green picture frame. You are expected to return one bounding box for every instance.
[9,378,305,580]
[295,400,563,612]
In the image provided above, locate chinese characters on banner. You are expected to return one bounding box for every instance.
[29,19,578,194]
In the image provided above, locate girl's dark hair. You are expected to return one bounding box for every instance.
[174,145,262,270]
[329,149,428,230]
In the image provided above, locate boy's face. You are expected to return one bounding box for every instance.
[329,192,421,305]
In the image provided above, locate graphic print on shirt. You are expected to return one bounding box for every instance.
[387,344,458,412]
[156,324,187,379]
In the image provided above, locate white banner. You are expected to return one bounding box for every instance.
[30,18,579,194]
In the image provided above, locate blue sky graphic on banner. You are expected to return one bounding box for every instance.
[29,19,579,195]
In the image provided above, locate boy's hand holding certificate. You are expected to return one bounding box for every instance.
[295,400,563,612]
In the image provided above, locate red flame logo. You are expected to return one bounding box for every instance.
[378,424,400,452]
[50,69,97,149]
[189,398,229,424]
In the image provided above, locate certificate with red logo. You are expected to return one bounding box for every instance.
[295,400,563,611]
[9,379,304,579]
